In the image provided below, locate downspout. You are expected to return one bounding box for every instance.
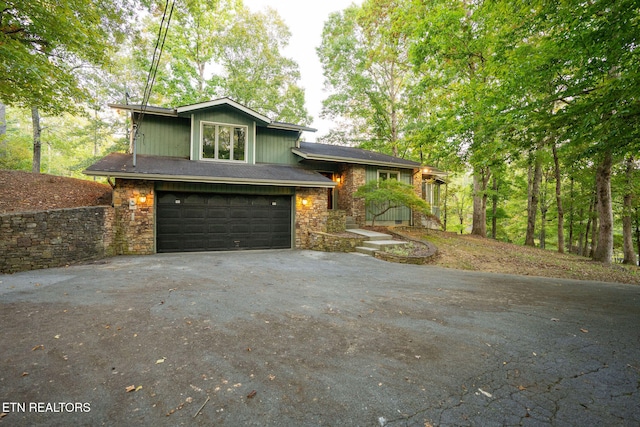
[131,110,137,168]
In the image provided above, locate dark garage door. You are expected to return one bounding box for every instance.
[157,192,292,252]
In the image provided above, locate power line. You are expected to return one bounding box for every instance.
[133,0,175,164]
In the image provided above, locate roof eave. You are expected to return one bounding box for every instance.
[266,123,317,133]
[292,149,420,169]
[109,103,178,117]
[176,98,271,123]
[83,169,336,188]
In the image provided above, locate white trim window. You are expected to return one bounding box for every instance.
[378,170,399,181]
[201,121,247,162]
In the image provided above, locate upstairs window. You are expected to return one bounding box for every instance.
[201,122,247,161]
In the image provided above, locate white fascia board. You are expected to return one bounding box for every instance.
[291,149,420,170]
[176,98,271,123]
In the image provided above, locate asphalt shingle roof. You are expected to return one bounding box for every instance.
[84,153,334,188]
[294,142,421,168]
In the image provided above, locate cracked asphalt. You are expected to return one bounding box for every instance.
[0,249,639,426]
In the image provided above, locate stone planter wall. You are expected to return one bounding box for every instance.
[0,206,115,274]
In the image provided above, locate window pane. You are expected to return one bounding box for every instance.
[380,173,388,181]
[218,126,231,159]
[390,173,398,180]
[233,127,246,161]
[202,124,215,158]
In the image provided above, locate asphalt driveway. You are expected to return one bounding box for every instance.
[1,250,639,426]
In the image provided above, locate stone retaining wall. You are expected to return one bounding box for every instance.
[308,231,366,253]
[0,206,115,274]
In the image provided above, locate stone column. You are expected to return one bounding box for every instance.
[295,187,329,248]
[112,179,155,254]
[337,164,366,227]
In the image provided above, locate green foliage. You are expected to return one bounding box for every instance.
[137,1,310,124]
[354,179,431,226]
[1,106,126,177]
[317,0,416,155]
[0,0,138,113]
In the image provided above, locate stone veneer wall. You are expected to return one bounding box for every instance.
[308,231,366,252]
[412,169,424,226]
[112,179,155,255]
[0,206,115,274]
[337,164,366,227]
[326,210,346,233]
[295,187,329,248]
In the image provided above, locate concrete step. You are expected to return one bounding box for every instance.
[345,228,392,241]
[355,246,377,256]
[363,240,408,250]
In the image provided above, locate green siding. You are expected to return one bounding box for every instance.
[135,115,190,157]
[364,166,413,222]
[190,107,257,163]
[255,128,299,165]
[155,181,294,195]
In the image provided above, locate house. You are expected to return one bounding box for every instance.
[84,98,442,254]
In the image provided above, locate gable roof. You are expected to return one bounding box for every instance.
[109,97,316,133]
[84,153,335,188]
[292,142,421,169]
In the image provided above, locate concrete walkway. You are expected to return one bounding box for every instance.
[1,250,639,426]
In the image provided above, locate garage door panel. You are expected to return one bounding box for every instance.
[183,208,206,219]
[157,192,291,253]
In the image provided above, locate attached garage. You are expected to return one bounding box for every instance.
[157,192,292,252]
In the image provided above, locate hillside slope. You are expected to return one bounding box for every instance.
[401,229,640,285]
[0,170,112,214]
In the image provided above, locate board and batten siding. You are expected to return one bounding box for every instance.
[364,166,412,223]
[136,115,190,158]
[189,107,257,163]
[254,128,299,165]
[155,181,294,196]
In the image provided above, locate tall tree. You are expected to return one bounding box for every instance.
[621,156,638,265]
[318,0,415,154]
[217,7,310,124]
[0,0,139,172]
[139,1,310,124]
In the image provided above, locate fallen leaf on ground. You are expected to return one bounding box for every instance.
[518,385,526,391]
[551,318,559,322]
[31,344,44,351]
[247,390,257,398]
[125,385,136,392]
[478,388,492,398]
[135,385,143,392]
[156,357,166,364]
[21,372,28,377]
[580,328,589,333]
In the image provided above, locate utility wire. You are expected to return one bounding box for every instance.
[135,0,175,141]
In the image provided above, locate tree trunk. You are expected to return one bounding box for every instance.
[540,203,547,249]
[552,143,565,253]
[593,152,613,263]
[471,166,490,237]
[583,195,594,257]
[491,174,498,239]
[0,102,6,135]
[568,177,575,253]
[622,156,637,265]
[525,152,542,246]
[31,106,42,174]
[635,206,640,266]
